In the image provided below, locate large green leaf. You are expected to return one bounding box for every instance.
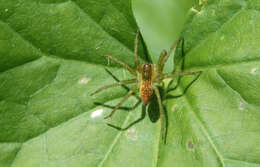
[0,0,259,167]
[162,0,260,166]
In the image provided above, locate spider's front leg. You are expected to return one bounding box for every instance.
[134,29,141,72]
[163,71,202,80]
[101,55,137,76]
[157,37,184,76]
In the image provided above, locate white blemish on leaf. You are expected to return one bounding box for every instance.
[5,9,8,12]
[126,128,137,140]
[95,41,104,50]
[91,109,103,118]
[78,77,90,84]
[251,68,257,74]
[239,102,245,110]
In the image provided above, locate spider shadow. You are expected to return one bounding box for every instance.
[147,94,160,123]
[165,37,202,99]
[165,73,201,99]
[107,105,146,131]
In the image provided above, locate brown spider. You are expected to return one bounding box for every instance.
[91,30,200,141]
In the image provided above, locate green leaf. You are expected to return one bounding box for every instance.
[132,0,198,72]
[162,0,260,166]
[0,0,260,167]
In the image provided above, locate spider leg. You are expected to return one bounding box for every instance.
[154,86,165,141]
[157,37,183,76]
[163,71,201,80]
[157,49,167,75]
[106,106,146,130]
[90,79,137,96]
[101,55,137,76]
[104,85,139,119]
[134,29,141,71]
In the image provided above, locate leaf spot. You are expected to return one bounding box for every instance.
[220,36,225,40]
[5,8,8,12]
[171,104,177,111]
[239,102,245,110]
[250,68,257,74]
[78,77,90,84]
[91,109,103,118]
[187,140,194,150]
[126,128,137,140]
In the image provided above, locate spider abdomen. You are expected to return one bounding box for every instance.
[140,80,153,105]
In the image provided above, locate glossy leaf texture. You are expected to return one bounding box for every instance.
[0,0,260,167]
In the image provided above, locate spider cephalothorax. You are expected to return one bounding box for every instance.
[91,30,200,141]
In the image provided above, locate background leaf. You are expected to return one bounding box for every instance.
[0,0,260,167]
[132,0,198,72]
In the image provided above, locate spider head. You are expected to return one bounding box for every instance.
[141,63,153,81]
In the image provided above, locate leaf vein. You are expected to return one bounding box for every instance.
[224,157,260,166]
[9,143,23,167]
[215,70,249,104]
[98,114,132,167]
[71,1,134,53]
[183,94,226,167]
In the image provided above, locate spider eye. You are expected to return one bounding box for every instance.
[144,64,150,68]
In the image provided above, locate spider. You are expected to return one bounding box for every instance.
[91,30,201,141]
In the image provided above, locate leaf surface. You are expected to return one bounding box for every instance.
[0,0,260,167]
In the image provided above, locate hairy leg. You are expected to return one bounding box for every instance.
[163,71,201,80]
[101,55,137,76]
[154,86,165,141]
[104,85,139,119]
[157,37,183,76]
[90,79,137,96]
[134,29,141,71]
[157,50,167,76]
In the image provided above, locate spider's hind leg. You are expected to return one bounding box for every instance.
[106,105,146,131]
